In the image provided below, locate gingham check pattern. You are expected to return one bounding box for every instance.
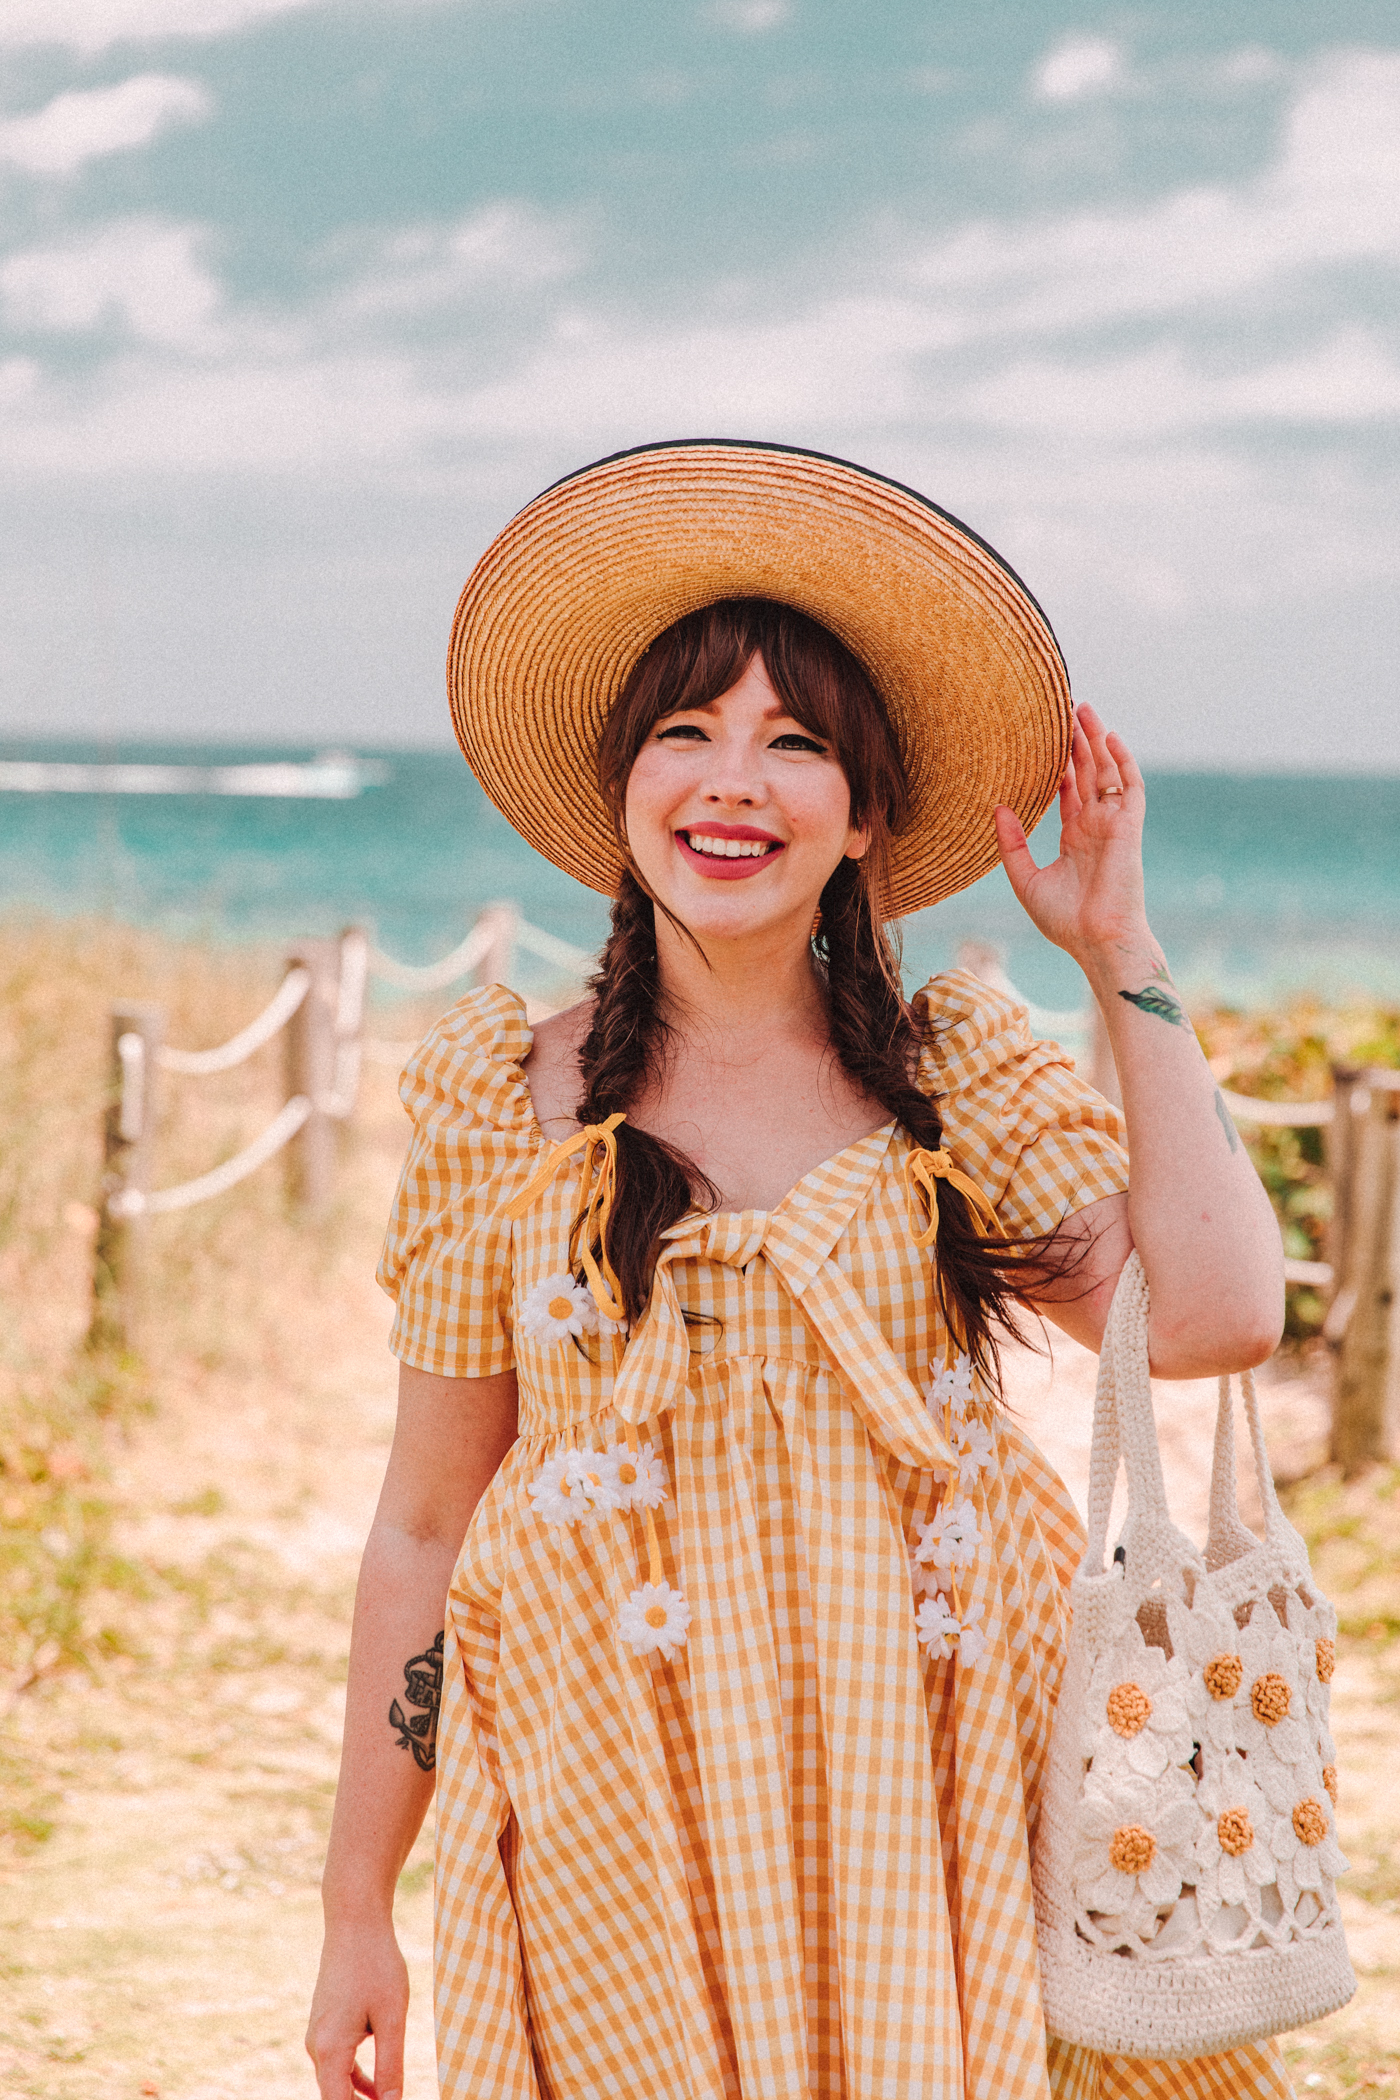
[382,975,1296,2100]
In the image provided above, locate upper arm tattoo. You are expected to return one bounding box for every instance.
[1118,984,1190,1029]
[389,1630,444,1773]
[1213,1087,1241,1155]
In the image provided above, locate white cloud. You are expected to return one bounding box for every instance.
[965,329,1400,441]
[1032,35,1126,104]
[0,0,325,54]
[913,51,1400,336]
[702,0,792,34]
[1,218,221,344]
[0,75,211,175]
[336,202,583,319]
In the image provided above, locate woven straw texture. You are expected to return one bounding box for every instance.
[381,977,1293,2098]
[447,440,1074,919]
[1033,1254,1355,2060]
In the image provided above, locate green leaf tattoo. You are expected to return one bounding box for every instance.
[1213,1088,1240,1155]
[1118,984,1189,1029]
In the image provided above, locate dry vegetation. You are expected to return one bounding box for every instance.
[0,922,1397,2097]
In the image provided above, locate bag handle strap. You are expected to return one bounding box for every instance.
[1085,1253,1177,1570]
[1205,1367,1293,1566]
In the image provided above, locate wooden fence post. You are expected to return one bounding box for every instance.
[284,940,341,1214]
[474,902,519,989]
[1329,1067,1400,1470]
[89,1001,164,1354]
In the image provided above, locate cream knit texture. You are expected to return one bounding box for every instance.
[1033,1254,1356,2059]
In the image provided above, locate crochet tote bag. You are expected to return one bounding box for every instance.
[1032,1253,1355,2059]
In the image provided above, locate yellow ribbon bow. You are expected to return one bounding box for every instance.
[903,1146,1001,1250]
[505,1112,628,1324]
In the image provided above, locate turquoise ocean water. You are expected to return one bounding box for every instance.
[2,742,1398,1017]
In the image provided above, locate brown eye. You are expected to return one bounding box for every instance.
[770,733,827,753]
[656,724,708,742]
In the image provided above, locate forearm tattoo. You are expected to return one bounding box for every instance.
[1118,983,1190,1029]
[389,1631,444,1773]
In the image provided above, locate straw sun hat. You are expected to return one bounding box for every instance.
[447,439,1073,920]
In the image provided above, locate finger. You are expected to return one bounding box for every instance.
[370,2004,407,2100]
[310,2038,358,2100]
[1105,729,1144,798]
[993,804,1040,903]
[1076,704,1123,799]
[1070,718,1098,810]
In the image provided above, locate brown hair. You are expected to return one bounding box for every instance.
[574,598,1062,1380]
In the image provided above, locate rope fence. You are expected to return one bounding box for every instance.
[90,914,1400,1465]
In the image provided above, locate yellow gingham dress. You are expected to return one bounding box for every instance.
[379,972,1295,2100]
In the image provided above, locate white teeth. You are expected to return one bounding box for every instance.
[685,833,771,859]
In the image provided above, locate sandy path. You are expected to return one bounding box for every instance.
[0,1069,1393,2098]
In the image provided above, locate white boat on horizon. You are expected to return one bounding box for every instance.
[0,751,388,799]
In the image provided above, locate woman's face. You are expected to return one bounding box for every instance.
[623,652,868,946]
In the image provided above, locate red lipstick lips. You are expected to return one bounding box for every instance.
[675,824,785,881]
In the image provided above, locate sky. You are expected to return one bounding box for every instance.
[0,0,1397,767]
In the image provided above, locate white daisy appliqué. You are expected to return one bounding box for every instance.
[912,1496,982,1585]
[519,1272,600,1345]
[606,1439,668,1512]
[915,1592,988,1664]
[927,1353,975,1422]
[527,1448,623,1527]
[619,1581,691,1661]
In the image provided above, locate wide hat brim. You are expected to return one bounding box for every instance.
[448,440,1072,920]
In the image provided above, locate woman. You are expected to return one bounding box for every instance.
[308,445,1287,2100]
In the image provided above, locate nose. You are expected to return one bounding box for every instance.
[698,732,767,809]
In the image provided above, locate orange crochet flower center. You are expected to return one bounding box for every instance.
[1292,1797,1328,1847]
[617,1462,638,1486]
[1250,1672,1291,1725]
[548,1295,575,1320]
[1106,1682,1152,1736]
[1315,1638,1336,1684]
[1203,1653,1243,1700]
[1216,1807,1254,1857]
[1322,1764,1338,1806]
[644,1605,669,1629]
[1108,1824,1157,1876]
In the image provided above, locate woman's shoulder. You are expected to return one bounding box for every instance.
[398,983,539,1137]
[910,967,1035,1092]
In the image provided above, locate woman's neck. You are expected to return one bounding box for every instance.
[653,913,829,1052]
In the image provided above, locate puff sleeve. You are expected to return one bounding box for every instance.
[914,968,1128,1245]
[377,986,542,1378]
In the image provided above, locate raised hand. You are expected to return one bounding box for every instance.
[993,704,1150,967]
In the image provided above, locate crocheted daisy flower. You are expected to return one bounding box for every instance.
[606,1439,668,1513]
[932,1414,996,1490]
[1073,1768,1199,1919]
[912,1496,982,1585]
[518,1273,600,1345]
[1168,1590,1255,1755]
[1262,1785,1347,1921]
[1231,1608,1310,1768]
[527,1447,623,1527]
[927,1352,975,1423]
[915,1591,961,1659]
[1085,1623,1194,1781]
[956,1610,991,1667]
[619,1581,691,1661]
[1194,1760,1278,1946]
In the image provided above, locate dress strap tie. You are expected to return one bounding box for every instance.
[903,1146,1001,1250]
[506,1113,627,1323]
